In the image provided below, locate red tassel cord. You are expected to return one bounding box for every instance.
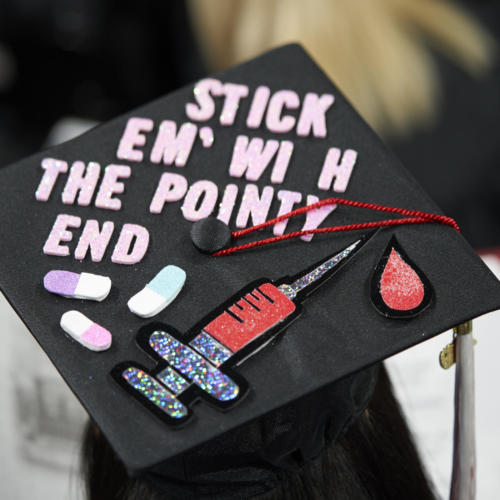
[213,197,460,257]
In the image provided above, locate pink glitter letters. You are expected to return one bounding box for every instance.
[43,214,81,257]
[246,86,270,129]
[74,220,115,262]
[273,190,302,236]
[317,148,357,192]
[95,165,131,211]
[229,135,279,182]
[236,184,274,228]
[116,117,154,162]
[296,93,335,138]
[150,121,197,167]
[62,161,101,206]
[149,172,188,214]
[199,127,214,148]
[265,90,300,133]
[217,184,238,224]
[111,224,150,265]
[270,141,293,184]
[35,158,68,202]
[185,78,224,121]
[300,195,337,242]
[182,180,218,222]
[220,83,249,126]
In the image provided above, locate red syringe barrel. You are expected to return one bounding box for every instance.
[204,282,296,353]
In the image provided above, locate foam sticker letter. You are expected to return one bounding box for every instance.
[74,220,115,262]
[149,121,197,167]
[273,190,302,236]
[62,161,101,206]
[229,135,279,182]
[182,180,218,222]
[235,184,274,228]
[317,148,357,193]
[149,172,188,214]
[95,165,131,211]
[111,224,150,265]
[296,92,335,138]
[216,184,239,224]
[185,78,224,121]
[265,90,300,133]
[300,195,337,242]
[43,214,81,257]
[220,83,249,126]
[116,117,154,162]
[35,158,68,201]
[246,86,271,128]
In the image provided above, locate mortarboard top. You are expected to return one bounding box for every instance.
[0,44,499,475]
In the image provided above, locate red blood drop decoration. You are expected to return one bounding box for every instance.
[380,249,424,311]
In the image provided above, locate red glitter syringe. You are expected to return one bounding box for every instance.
[118,231,375,422]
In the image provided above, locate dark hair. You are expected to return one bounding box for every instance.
[81,364,437,500]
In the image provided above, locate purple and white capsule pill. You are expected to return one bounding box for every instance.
[44,271,111,301]
[60,311,112,351]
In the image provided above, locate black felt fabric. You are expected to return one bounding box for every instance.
[0,45,499,475]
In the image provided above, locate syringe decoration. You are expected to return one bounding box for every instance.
[203,283,296,352]
[113,231,375,425]
[149,331,240,402]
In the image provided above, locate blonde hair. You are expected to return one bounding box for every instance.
[188,0,496,137]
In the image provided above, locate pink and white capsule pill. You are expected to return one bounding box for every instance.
[44,271,111,301]
[60,311,112,352]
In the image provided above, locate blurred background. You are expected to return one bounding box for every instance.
[0,0,499,498]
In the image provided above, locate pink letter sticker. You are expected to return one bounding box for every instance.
[116,117,154,162]
[149,172,188,214]
[297,93,335,138]
[95,165,131,211]
[300,195,337,242]
[229,135,279,182]
[236,184,274,228]
[270,140,294,184]
[43,214,81,257]
[35,158,68,202]
[217,184,238,224]
[265,90,300,133]
[74,220,115,262]
[182,180,218,222]
[273,190,302,235]
[185,78,224,122]
[62,161,101,206]
[111,224,150,265]
[317,148,357,192]
[220,83,249,126]
[150,121,197,167]
[246,86,270,129]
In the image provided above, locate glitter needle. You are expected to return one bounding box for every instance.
[277,231,376,301]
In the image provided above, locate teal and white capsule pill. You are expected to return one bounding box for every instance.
[127,265,186,318]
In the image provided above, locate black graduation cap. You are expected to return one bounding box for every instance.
[0,44,499,480]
